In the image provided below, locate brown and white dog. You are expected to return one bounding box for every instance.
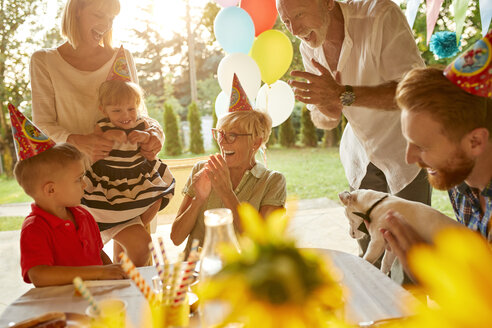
[338,189,463,274]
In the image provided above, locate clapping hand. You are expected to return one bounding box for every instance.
[290,59,344,120]
[194,164,212,201]
[206,154,233,199]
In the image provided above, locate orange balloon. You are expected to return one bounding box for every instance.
[240,0,278,37]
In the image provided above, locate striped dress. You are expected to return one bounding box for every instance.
[82,118,175,229]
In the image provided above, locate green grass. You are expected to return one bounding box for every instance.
[0,147,454,230]
[265,147,349,201]
[0,175,32,204]
[0,216,24,231]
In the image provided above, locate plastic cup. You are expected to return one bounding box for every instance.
[86,299,127,328]
[165,294,190,327]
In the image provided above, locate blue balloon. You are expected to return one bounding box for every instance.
[214,7,255,54]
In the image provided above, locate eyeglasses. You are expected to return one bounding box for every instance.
[211,128,252,144]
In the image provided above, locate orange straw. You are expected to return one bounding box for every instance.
[119,252,157,304]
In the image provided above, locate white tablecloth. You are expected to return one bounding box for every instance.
[0,249,414,327]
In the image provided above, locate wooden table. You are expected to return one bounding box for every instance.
[0,249,414,327]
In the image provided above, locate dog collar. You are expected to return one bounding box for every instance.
[352,195,389,234]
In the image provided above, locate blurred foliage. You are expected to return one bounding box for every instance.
[163,103,183,156]
[301,106,318,147]
[279,116,296,148]
[187,102,205,154]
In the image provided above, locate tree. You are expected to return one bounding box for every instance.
[212,108,219,151]
[267,127,278,147]
[0,0,43,176]
[163,103,182,156]
[279,116,296,148]
[300,106,317,147]
[187,102,204,154]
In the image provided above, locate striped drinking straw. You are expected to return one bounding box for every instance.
[157,237,170,288]
[168,252,184,304]
[119,252,157,304]
[173,239,200,305]
[148,241,164,287]
[73,277,100,316]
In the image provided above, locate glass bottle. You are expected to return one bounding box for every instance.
[199,208,240,328]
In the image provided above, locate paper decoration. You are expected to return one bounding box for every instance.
[453,0,470,45]
[8,103,56,161]
[406,0,423,29]
[106,46,132,82]
[480,0,492,37]
[229,73,253,112]
[426,0,444,44]
[444,30,492,97]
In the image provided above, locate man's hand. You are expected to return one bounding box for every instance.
[289,59,345,120]
[380,210,426,282]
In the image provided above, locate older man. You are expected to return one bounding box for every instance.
[277,0,430,282]
[383,63,492,275]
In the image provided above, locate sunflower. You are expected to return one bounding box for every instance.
[198,203,347,328]
[383,227,492,328]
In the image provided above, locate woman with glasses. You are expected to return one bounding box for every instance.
[171,110,287,255]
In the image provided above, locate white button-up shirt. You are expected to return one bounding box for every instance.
[301,0,424,194]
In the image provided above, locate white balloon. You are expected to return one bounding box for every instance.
[217,53,261,104]
[255,80,295,127]
[214,91,229,121]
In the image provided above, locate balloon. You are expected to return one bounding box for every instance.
[217,53,261,104]
[240,0,278,37]
[214,7,255,54]
[250,30,293,85]
[255,81,295,127]
[214,91,229,120]
[214,0,239,7]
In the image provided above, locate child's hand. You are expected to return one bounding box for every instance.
[128,130,151,145]
[103,130,127,144]
[99,264,127,280]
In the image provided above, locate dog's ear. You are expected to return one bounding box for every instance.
[338,191,352,205]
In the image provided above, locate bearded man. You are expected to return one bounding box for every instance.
[382,45,492,277]
[396,66,492,239]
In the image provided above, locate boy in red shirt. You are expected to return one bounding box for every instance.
[9,104,126,287]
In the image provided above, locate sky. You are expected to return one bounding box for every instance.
[113,0,206,53]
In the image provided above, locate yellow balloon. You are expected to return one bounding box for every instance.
[250,30,293,85]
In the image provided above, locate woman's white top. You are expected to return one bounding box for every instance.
[30,47,139,143]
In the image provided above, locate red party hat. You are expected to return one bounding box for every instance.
[229,73,253,112]
[8,103,56,161]
[106,45,132,82]
[444,30,492,97]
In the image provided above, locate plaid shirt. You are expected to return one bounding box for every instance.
[448,179,492,240]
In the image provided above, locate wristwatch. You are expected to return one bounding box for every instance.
[339,85,356,106]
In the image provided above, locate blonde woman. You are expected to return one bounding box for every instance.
[30,0,163,163]
[171,110,287,255]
